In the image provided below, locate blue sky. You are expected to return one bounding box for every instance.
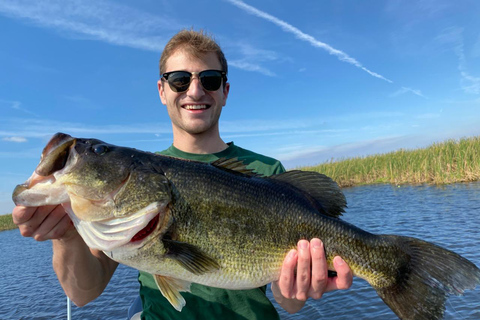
[1,0,480,214]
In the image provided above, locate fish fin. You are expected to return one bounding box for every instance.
[163,239,221,275]
[270,171,346,218]
[210,158,259,176]
[154,275,191,311]
[372,235,480,319]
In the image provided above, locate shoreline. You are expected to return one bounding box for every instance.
[303,136,480,188]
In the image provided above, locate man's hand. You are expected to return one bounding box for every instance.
[13,204,119,306]
[271,238,353,314]
[12,205,76,241]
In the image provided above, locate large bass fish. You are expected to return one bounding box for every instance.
[13,133,480,319]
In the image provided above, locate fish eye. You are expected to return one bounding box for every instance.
[93,144,109,155]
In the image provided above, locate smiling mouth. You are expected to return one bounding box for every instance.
[183,104,210,110]
[130,214,160,242]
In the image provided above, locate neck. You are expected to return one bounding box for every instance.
[172,129,228,154]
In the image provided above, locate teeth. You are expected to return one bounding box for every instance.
[184,105,207,110]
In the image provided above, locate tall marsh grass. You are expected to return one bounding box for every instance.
[304,136,480,187]
[0,214,16,231]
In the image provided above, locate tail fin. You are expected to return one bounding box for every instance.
[374,235,480,320]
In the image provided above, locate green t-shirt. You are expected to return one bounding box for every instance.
[139,142,285,320]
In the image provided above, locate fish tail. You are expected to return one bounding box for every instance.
[372,235,480,320]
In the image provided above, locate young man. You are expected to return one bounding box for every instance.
[12,29,352,319]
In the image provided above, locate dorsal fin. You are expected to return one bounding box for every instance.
[270,170,346,218]
[210,158,259,176]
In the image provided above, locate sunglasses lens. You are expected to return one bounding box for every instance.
[199,70,223,91]
[164,70,225,92]
[167,71,191,92]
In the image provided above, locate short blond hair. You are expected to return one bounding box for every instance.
[159,29,228,76]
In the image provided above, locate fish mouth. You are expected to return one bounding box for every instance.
[130,213,160,243]
[13,133,77,207]
[66,202,165,251]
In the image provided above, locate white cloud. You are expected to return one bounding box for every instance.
[390,86,427,98]
[228,60,277,77]
[0,0,283,77]
[224,42,283,76]
[460,71,480,95]
[2,137,27,143]
[280,135,419,168]
[0,0,178,52]
[1,99,41,117]
[225,0,393,83]
[436,26,480,95]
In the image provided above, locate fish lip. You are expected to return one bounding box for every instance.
[12,173,69,207]
[36,133,76,177]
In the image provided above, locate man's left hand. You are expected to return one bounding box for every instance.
[271,238,353,314]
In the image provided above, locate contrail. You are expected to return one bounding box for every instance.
[225,0,393,83]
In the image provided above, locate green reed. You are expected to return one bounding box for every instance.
[0,214,16,231]
[303,136,480,187]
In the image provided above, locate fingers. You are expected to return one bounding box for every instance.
[12,205,36,226]
[278,239,324,301]
[34,205,72,241]
[275,238,353,312]
[14,205,51,237]
[308,238,328,299]
[277,249,297,299]
[12,205,73,241]
[292,240,311,301]
[326,256,353,292]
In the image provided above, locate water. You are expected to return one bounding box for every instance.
[1,182,480,319]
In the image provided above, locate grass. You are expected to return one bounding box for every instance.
[302,136,480,188]
[0,214,16,231]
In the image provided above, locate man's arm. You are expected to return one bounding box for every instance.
[271,238,353,314]
[13,205,118,306]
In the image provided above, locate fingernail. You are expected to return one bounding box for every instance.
[311,238,322,249]
[299,240,308,249]
[335,256,345,266]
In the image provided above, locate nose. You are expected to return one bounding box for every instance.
[186,75,205,99]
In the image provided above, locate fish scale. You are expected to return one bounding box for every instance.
[13,132,480,319]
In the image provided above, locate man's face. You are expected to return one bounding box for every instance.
[158,50,230,136]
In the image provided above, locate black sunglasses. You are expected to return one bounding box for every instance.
[162,69,227,93]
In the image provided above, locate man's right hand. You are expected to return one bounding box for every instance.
[12,205,76,241]
[13,204,119,306]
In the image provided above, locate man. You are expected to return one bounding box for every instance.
[13,29,352,319]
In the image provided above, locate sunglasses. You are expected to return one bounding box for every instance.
[162,69,227,93]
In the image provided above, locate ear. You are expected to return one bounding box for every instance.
[158,80,167,105]
[221,82,230,107]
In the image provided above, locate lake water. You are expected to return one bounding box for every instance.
[1,182,480,319]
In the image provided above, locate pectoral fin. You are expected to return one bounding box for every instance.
[163,238,220,275]
[154,275,191,312]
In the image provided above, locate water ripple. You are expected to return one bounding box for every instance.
[2,182,480,319]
